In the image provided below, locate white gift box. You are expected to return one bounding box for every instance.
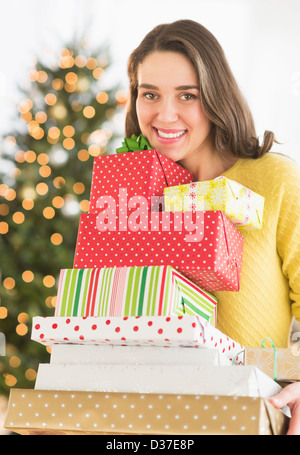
[50,344,230,365]
[34,364,282,400]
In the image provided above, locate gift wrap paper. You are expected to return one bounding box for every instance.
[55,265,217,325]
[164,177,264,231]
[31,315,245,364]
[89,149,193,213]
[245,347,300,381]
[50,344,230,365]
[74,210,244,292]
[5,389,289,435]
[34,364,282,398]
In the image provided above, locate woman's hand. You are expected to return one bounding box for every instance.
[269,382,300,435]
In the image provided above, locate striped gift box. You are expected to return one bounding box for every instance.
[54,265,217,325]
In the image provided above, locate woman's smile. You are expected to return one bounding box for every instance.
[153,127,187,143]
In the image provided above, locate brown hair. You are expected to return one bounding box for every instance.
[126,19,276,159]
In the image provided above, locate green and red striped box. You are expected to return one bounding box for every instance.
[54,265,217,326]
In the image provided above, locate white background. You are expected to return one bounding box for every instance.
[0,0,299,164]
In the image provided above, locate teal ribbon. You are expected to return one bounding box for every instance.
[116,134,152,154]
[261,337,277,381]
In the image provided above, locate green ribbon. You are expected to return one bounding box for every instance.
[116,134,152,154]
[261,337,277,381]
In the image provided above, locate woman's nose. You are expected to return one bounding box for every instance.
[156,99,179,124]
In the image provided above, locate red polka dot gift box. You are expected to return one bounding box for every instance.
[88,149,194,213]
[73,210,244,292]
[31,315,245,365]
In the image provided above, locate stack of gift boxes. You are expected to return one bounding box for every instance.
[5,142,295,435]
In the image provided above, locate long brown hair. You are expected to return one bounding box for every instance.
[126,19,276,159]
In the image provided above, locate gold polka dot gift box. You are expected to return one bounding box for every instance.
[5,390,288,435]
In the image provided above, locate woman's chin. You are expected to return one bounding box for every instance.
[155,148,183,163]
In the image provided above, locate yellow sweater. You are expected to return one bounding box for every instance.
[214,152,300,348]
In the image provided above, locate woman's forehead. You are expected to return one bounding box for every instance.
[137,51,198,88]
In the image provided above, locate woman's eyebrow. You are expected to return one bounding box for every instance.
[138,83,200,90]
[175,85,200,91]
[138,84,159,89]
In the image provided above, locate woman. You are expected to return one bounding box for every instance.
[125,19,300,434]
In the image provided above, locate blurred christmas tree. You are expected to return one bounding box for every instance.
[0,40,127,395]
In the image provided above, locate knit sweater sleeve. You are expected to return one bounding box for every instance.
[274,155,300,321]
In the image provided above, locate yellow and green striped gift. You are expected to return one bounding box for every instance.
[164,177,264,231]
[54,265,217,326]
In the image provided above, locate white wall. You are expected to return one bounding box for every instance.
[0,0,299,163]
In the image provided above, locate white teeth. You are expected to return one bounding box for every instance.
[157,129,186,139]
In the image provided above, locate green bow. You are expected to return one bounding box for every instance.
[116,134,152,154]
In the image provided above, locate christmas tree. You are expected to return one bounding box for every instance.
[0,40,126,394]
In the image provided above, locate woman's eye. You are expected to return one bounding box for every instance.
[143,92,157,100]
[181,93,196,101]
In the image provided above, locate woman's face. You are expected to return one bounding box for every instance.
[136,51,215,165]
